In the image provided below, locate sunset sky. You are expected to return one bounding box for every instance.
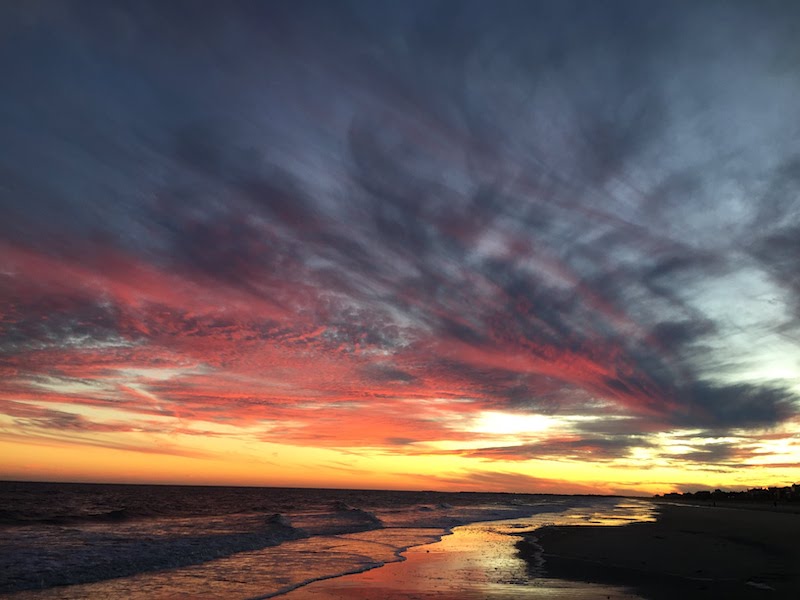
[2,1,799,495]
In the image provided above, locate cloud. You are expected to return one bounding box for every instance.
[674,443,740,466]
[464,436,652,462]
[0,400,216,459]
[753,225,800,323]
[671,382,797,430]
[431,469,620,495]
[1,0,799,483]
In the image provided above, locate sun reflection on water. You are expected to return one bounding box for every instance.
[285,498,654,599]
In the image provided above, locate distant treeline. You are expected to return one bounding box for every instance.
[655,483,800,503]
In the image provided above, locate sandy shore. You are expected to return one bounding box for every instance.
[282,511,647,600]
[523,502,800,599]
[11,500,793,599]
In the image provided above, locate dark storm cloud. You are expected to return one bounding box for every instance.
[675,442,739,466]
[432,469,613,495]
[1,0,800,452]
[362,365,418,384]
[753,225,800,325]
[572,416,662,436]
[674,382,797,430]
[0,296,127,355]
[465,436,652,462]
[650,320,717,354]
[384,437,417,446]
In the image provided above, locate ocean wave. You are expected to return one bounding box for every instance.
[0,508,133,526]
[0,485,612,596]
[2,508,394,593]
[332,506,383,527]
[0,519,308,593]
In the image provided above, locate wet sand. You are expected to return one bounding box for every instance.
[283,502,800,600]
[13,500,792,599]
[282,517,644,599]
[3,500,653,600]
[525,502,800,599]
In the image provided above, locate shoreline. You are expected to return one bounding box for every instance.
[523,502,800,599]
[653,498,800,514]
[16,498,794,599]
[278,499,653,599]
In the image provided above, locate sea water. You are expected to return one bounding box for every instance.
[0,482,654,599]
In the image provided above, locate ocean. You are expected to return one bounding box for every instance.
[0,481,654,599]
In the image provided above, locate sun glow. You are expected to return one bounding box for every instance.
[470,411,555,436]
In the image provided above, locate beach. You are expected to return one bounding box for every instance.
[4,484,797,599]
[284,502,800,600]
[522,502,800,599]
[1,484,652,599]
[283,516,644,600]
[1,483,651,599]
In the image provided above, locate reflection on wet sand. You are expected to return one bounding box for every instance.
[284,500,654,599]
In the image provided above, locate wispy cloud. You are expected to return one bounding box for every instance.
[1,1,799,489]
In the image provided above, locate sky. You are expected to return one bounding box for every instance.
[1,0,799,495]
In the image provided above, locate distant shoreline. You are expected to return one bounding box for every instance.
[653,497,800,515]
